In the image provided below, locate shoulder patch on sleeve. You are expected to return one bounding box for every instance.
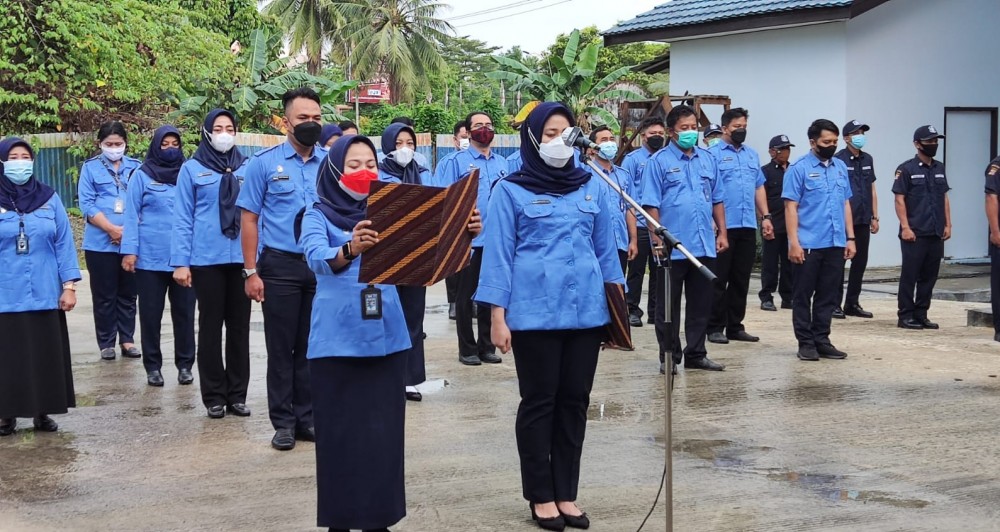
[989,164,999,176]
[895,169,902,179]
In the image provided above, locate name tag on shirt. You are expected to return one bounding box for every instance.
[808,173,820,178]
[197,172,213,177]
[531,199,551,205]
[862,166,872,170]
[272,175,290,181]
[912,174,925,179]
[669,167,681,173]
[935,174,945,178]
[723,157,734,162]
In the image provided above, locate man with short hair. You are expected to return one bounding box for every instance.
[622,115,667,327]
[893,125,951,330]
[759,134,795,311]
[783,119,856,361]
[587,125,637,274]
[338,120,359,136]
[833,120,879,319]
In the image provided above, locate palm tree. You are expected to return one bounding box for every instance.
[332,0,453,103]
[263,0,342,74]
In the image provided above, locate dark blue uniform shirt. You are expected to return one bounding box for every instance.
[891,157,949,238]
[834,148,876,225]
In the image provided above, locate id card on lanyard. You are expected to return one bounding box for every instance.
[100,158,127,214]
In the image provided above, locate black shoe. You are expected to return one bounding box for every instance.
[146,370,164,387]
[121,344,142,359]
[178,368,194,385]
[0,418,16,436]
[628,314,643,327]
[816,344,848,359]
[898,319,924,330]
[832,307,846,319]
[920,318,939,330]
[207,405,226,419]
[994,332,1000,343]
[727,330,759,342]
[707,332,729,344]
[760,300,777,311]
[659,362,666,375]
[459,354,482,366]
[227,403,251,417]
[797,346,820,361]
[406,390,423,402]
[295,427,316,442]
[271,428,296,451]
[684,357,725,371]
[100,348,116,361]
[479,352,502,364]
[781,300,793,309]
[646,316,655,325]
[844,304,873,318]
[530,503,566,531]
[448,303,456,320]
[560,509,590,530]
[33,415,58,432]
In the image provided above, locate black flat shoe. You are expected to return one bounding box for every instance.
[295,426,316,442]
[147,370,164,387]
[479,352,502,364]
[448,303,456,320]
[781,300,793,309]
[832,307,846,319]
[178,368,194,385]
[684,357,725,371]
[0,418,15,436]
[727,330,759,342]
[797,346,820,361]
[207,405,226,419]
[33,415,58,432]
[920,318,939,330]
[459,354,482,366]
[405,391,423,402]
[272,428,296,451]
[227,403,251,416]
[628,314,643,327]
[844,304,873,318]
[121,345,142,359]
[760,300,777,311]
[530,503,566,531]
[100,348,116,361]
[898,319,924,330]
[707,332,729,344]
[816,343,848,359]
[560,510,590,530]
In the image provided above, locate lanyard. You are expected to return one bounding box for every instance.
[100,158,127,191]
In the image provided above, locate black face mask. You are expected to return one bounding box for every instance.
[918,142,939,158]
[730,128,747,145]
[646,135,665,152]
[293,121,322,146]
[816,144,837,160]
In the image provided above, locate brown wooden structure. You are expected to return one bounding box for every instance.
[614,93,732,165]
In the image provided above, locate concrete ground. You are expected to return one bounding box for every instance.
[2,271,1000,532]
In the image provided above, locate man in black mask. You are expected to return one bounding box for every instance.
[891,125,951,330]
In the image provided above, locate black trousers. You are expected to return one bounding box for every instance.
[456,248,493,357]
[992,245,1000,334]
[85,250,137,349]
[839,224,871,307]
[135,269,195,373]
[510,327,602,503]
[259,248,315,431]
[626,230,657,318]
[191,264,251,408]
[898,236,944,321]
[618,250,628,277]
[710,227,756,335]
[654,257,715,365]
[397,286,427,386]
[790,247,844,348]
[445,274,459,304]
[759,232,791,304]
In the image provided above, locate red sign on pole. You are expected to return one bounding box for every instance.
[352,82,391,104]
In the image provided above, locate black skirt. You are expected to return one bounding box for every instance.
[310,352,407,529]
[0,310,75,419]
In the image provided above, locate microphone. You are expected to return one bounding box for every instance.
[561,126,598,151]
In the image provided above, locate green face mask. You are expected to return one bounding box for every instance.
[676,130,699,150]
[707,137,721,147]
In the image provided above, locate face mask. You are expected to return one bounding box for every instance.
[675,131,699,150]
[918,143,938,158]
[338,169,379,200]
[393,147,415,166]
[597,141,618,161]
[458,138,470,150]
[3,160,33,185]
[532,131,575,168]
[707,137,721,148]
[161,147,183,163]
[102,146,126,162]
[730,128,747,145]
[646,135,665,152]
[849,134,867,150]
[470,128,495,146]
[207,131,236,153]
[293,121,322,146]
[816,144,837,160]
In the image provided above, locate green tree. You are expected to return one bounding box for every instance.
[172,0,267,45]
[264,0,342,75]
[546,25,667,90]
[435,35,500,109]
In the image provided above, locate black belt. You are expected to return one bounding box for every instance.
[264,247,305,261]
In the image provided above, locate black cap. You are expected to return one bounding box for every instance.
[913,125,945,142]
[769,134,795,149]
[842,120,870,136]
[703,123,722,137]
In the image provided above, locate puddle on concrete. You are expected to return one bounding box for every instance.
[587,400,653,422]
[135,406,162,418]
[0,431,81,503]
[767,471,930,508]
[74,393,100,407]
[761,383,873,403]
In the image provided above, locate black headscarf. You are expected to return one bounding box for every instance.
[319,124,343,147]
[378,122,426,185]
[192,109,246,239]
[316,135,378,231]
[506,102,591,195]
[140,125,184,185]
[0,137,55,214]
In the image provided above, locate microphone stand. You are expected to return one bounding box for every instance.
[580,152,716,532]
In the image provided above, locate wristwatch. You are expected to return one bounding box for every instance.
[241,268,257,279]
[62,282,76,291]
[342,242,357,261]
[762,214,773,221]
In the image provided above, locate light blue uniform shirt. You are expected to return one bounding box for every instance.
[438,149,509,247]
[236,141,326,254]
[434,149,461,178]
[506,150,523,173]
[709,140,765,229]
[78,155,141,252]
[121,169,177,272]
[587,163,632,252]
[622,147,656,228]
[640,142,724,260]
[0,195,81,312]
[782,151,852,249]
[299,208,411,358]
[170,159,246,267]
[378,167,435,187]
[475,178,625,331]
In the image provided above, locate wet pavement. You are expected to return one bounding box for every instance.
[2,273,1000,531]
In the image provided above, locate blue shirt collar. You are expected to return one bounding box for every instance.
[280,139,320,162]
[667,141,697,161]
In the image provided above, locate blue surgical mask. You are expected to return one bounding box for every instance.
[598,141,618,161]
[3,160,33,185]
[707,137,721,147]
[676,131,699,150]
[849,134,866,149]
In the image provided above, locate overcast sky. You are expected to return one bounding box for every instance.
[442,0,665,54]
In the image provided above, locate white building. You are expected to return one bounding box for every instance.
[606,0,1000,266]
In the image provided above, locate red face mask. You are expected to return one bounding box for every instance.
[339,169,379,200]
[470,127,495,146]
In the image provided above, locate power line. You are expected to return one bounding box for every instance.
[454,0,574,28]
[448,0,543,22]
